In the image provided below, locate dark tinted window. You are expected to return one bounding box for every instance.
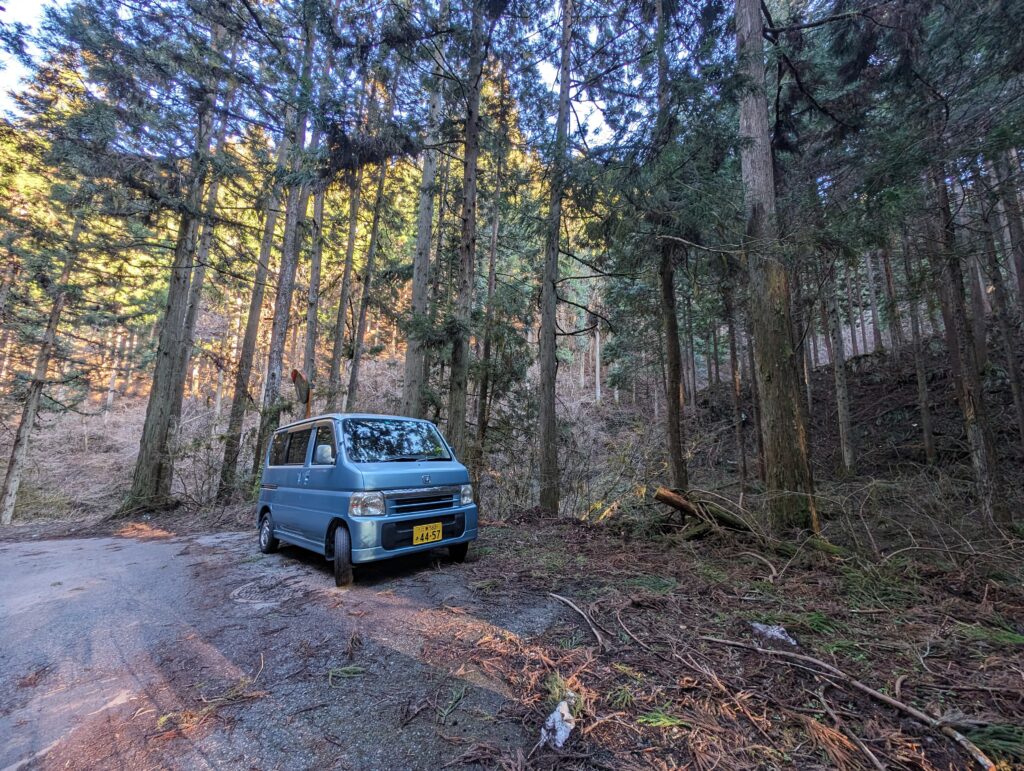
[285,429,312,465]
[269,432,288,466]
[312,425,337,465]
[342,419,450,463]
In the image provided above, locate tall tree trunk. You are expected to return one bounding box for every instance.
[824,262,855,475]
[105,331,127,413]
[251,14,317,479]
[845,264,859,357]
[345,163,388,411]
[304,184,325,387]
[928,167,1003,524]
[736,0,816,531]
[901,231,936,464]
[880,246,904,351]
[968,253,988,373]
[217,137,289,500]
[0,225,77,525]
[979,190,1024,459]
[328,166,364,406]
[724,282,747,488]
[594,325,602,403]
[475,145,502,455]
[402,0,448,419]
[865,250,885,353]
[538,0,573,514]
[125,90,217,510]
[992,153,1024,309]
[818,300,833,364]
[447,1,487,460]
[660,247,688,490]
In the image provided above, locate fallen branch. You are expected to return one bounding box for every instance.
[550,593,608,652]
[817,688,885,770]
[654,487,752,532]
[700,635,995,770]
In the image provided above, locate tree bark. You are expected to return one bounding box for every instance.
[736,0,816,531]
[928,167,1003,524]
[880,246,904,351]
[327,166,364,407]
[251,15,317,479]
[992,153,1024,309]
[475,141,502,456]
[538,0,573,514]
[660,247,688,490]
[447,1,488,460]
[1,224,77,525]
[865,251,885,353]
[901,230,937,464]
[402,0,448,419]
[345,163,388,411]
[217,137,289,500]
[304,184,325,386]
[824,262,855,475]
[724,282,747,488]
[845,264,859,357]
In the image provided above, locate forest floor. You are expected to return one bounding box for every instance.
[2,509,1022,770]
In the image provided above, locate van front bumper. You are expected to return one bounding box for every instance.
[349,504,478,564]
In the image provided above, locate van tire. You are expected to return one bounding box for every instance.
[448,542,469,563]
[259,513,279,554]
[333,526,354,587]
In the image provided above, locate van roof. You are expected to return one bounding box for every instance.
[275,413,434,432]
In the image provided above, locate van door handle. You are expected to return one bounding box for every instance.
[302,470,311,485]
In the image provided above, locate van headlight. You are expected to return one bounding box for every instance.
[350,492,385,517]
[460,484,473,505]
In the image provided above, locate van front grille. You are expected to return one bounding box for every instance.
[384,486,460,516]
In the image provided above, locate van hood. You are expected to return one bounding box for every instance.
[356,460,469,491]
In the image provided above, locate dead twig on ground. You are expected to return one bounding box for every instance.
[701,635,996,770]
[816,687,886,770]
[550,592,608,652]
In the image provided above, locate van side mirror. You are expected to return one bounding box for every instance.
[314,444,335,465]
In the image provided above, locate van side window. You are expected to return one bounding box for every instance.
[285,429,312,465]
[269,432,288,466]
[312,425,337,465]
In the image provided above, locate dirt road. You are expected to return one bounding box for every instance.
[0,530,560,770]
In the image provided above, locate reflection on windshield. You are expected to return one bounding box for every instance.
[342,419,451,463]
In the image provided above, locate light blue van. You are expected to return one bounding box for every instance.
[256,413,478,586]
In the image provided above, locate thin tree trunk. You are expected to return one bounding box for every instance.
[845,264,860,357]
[475,148,502,453]
[880,246,904,351]
[328,166,364,406]
[854,260,868,354]
[979,192,1024,459]
[594,325,602,404]
[105,331,127,413]
[402,0,447,419]
[724,283,747,488]
[447,1,487,460]
[736,0,816,531]
[660,248,688,490]
[825,262,855,474]
[929,167,1003,524]
[345,163,388,411]
[0,227,77,525]
[993,153,1024,309]
[865,250,885,353]
[251,15,317,478]
[538,0,573,514]
[968,253,988,372]
[818,301,833,365]
[217,138,289,499]
[901,231,937,464]
[304,184,325,386]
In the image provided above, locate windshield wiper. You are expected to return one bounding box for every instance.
[379,454,431,462]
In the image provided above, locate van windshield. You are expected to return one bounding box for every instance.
[342,418,451,463]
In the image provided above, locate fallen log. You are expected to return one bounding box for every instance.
[654,487,752,532]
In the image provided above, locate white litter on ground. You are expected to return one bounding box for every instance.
[539,700,576,749]
[750,622,799,647]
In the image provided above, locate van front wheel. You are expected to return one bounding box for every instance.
[333,527,354,587]
[259,514,279,554]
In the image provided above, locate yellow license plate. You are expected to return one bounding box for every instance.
[412,522,443,545]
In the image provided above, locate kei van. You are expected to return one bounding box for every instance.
[256,413,478,585]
